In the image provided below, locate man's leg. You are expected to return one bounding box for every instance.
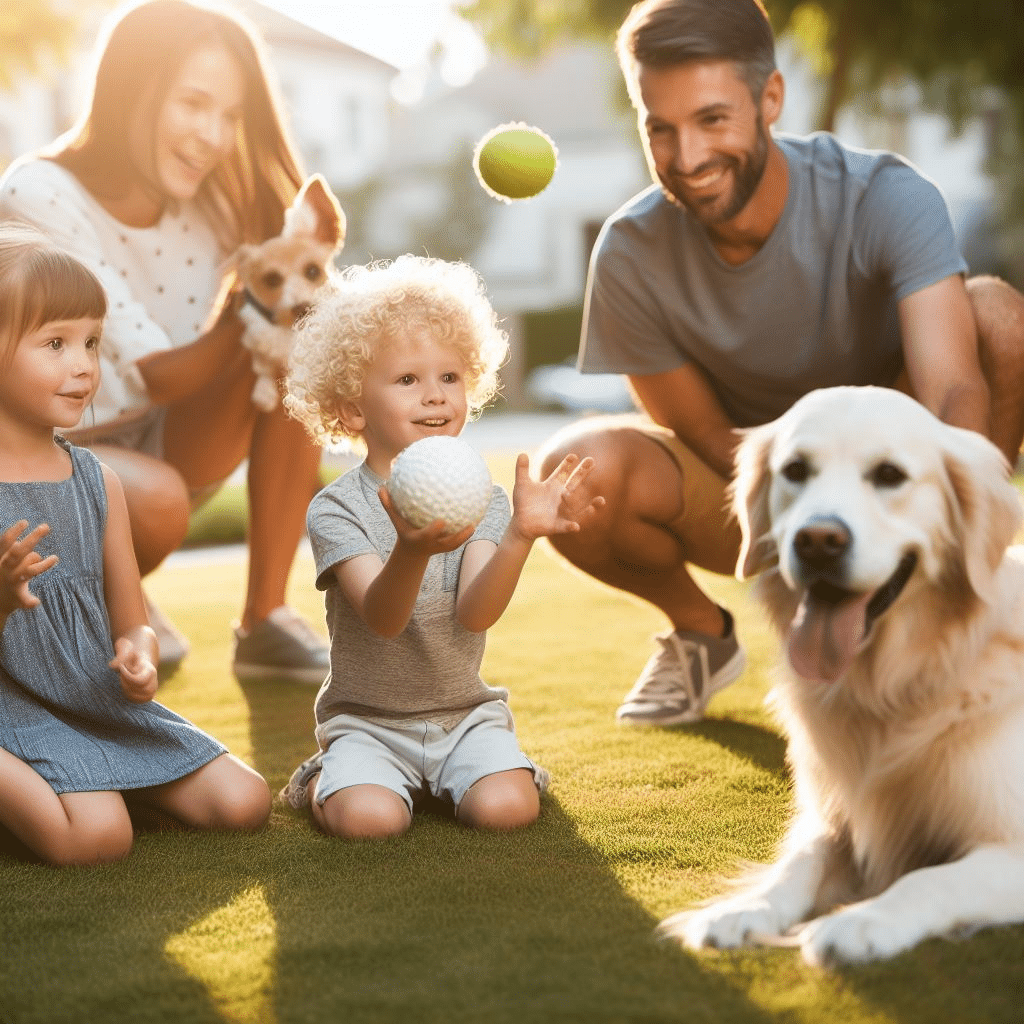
[538,416,744,724]
[969,275,1024,466]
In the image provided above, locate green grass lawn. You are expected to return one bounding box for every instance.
[2,457,1023,1023]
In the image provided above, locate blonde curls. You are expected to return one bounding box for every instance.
[284,255,508,447]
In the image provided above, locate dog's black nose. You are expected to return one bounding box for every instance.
[291,302,312,322]
[793,516,851,573]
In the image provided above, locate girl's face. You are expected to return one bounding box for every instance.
[0,318,102,434]
[344,329,470,476]
[151,42,245,202]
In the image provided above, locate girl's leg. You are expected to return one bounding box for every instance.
[456,769,540,831]
[310,778,412,840]
[161,346,328,680]
[138,753,271,831]
[0,747,133,865]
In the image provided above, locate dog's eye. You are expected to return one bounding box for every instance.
[262,270,284,289]
[304,264,322,282]
[781,458,809,483]
[871,462,907,488]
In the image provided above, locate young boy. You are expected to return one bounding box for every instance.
[281,255,604,839]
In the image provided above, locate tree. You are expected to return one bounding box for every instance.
[0,0,84,90]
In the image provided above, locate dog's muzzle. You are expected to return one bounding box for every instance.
[787,516,918,683]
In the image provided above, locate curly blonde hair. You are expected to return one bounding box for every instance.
[284,255,508,446]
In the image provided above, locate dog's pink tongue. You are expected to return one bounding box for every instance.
[787,591,873,683]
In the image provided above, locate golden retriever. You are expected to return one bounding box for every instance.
[660,385,1024,965]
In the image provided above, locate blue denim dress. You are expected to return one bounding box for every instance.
[0,438,224,794]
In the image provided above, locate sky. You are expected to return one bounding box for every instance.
[259,1,488,90]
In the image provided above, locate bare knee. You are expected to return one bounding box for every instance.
[969,275,1024,368]
[316,785,411,840]
[211,773,272,831]
[43,811,134,867]
[457,770,540,831]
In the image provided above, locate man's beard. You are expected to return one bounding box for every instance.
[659,114,769,226]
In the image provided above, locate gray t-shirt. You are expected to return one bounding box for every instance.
[579,133,969,427]
[308,461,511,725]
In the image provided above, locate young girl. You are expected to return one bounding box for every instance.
[280,255,605,839]
[0,226,271,866]
[0,0,330,682]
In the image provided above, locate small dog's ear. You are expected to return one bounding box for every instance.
[943,427,1022,603]
[284,174,346,249]
[731,423,777,579]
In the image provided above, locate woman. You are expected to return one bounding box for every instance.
[0,0,330,682]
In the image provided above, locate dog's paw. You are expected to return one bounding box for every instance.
[797,903,922,966]
[659,893,795,950]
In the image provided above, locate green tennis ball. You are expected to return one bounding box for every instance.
[473,123,558,203]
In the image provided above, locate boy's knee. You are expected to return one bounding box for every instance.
[458,771,540,831]
[318,786,411,840]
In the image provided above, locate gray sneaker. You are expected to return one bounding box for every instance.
[233,606,330,684]
[279,751,323,809]
[616,609,746,726]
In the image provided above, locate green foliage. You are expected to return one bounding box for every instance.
[0,0,83,90]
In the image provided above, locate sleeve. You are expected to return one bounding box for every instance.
[577,216,690,378]
[0,161,173,403]
[469,485,511,545]
[307,485,378,591]
[852,159,969,303]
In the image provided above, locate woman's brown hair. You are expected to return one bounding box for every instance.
[50,0,305,247]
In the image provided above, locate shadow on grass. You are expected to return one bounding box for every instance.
[682,717,788,778]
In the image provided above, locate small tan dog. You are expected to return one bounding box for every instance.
[235,173,345,411]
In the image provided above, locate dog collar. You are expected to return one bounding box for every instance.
[242,288,276,323]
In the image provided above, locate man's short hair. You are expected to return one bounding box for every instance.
[617,0,777,104]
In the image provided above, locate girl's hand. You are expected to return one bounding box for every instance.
[0,520,58,616]
[378,486,475,556]
[110,637,158,703]
[508,453,606,542]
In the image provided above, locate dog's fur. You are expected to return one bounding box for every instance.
[661,386,1024,965]
[234,174,345,411]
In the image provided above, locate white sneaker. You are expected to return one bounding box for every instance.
[144,595,190,670]
[616,609,745,726]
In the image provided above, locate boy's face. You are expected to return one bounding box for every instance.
[344,328,470,476]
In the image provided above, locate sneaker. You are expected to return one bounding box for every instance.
[279,751,323,809]
[145,595,190,670]
[232,606,330,684]
[616,608,746,726]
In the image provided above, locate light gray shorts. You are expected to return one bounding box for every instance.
[314,700,549,813]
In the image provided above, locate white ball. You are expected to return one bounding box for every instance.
[388,436,493,533]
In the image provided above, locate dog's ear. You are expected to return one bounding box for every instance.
[283,174,347,249]
[731,422,777,579]
[943,426,1022,603]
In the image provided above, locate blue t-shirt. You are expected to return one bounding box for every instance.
[579,133,968,427]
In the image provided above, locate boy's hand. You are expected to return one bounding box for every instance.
[508,453,605,542]
[110,636,158,703]
[379,486,475,556]
[0,520,58,617]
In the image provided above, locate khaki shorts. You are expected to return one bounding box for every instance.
[314,700,549,814]
[551,412,742,555]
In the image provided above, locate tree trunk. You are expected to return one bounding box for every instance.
[819,13,855,132]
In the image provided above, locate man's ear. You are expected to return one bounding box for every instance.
[759,69,784,128]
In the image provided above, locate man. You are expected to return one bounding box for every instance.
[539,0,1024,726]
